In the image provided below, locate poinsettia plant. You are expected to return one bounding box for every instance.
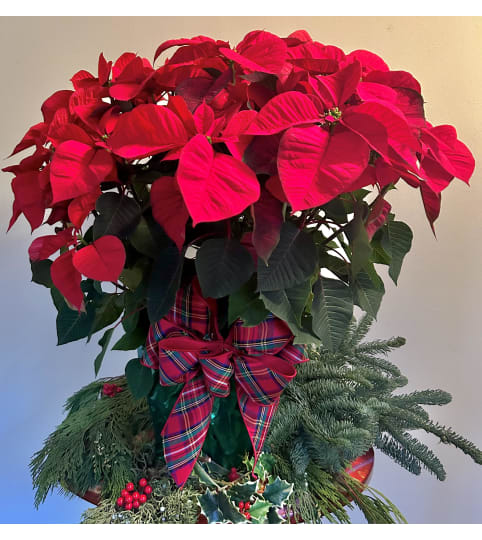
[4,29,475,372]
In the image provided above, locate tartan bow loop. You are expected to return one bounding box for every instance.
[142,279,307,488]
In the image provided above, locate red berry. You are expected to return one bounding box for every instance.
[124,503,133,511]
[144,485,152,496]
[238,501,245,510]
[132,491,140,500]
[126,482,135,492]
[121,489,128,498]
[125,494,133,504]
[139,494,147,504]
[133,500,140,509]
[139,478,148,488]
[116,497,124,507]
[245,512,251,520]
[244,502,250,510]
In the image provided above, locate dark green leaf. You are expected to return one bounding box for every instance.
[267,506,284,523]
[198,490,223,523]
[51,287,67,312]
[94,328,114,376]
[112,326,146,350]
[147,246,184,324]
[125,358,155,399]
[228,481,258,505]
[352,268,385,319]
[257,222,317,291]
[381,220,413,284]
[129,216,169,259]
[311,277,354,352]
[228,277,269,326]
[217,491,247,523]
[56,305,95,345]
[263,476,293,507]
[89,293,123,338]
[119,266,144,290]
[196,238,254,299]
[260,279,311,327]
[93,192,141,239]
[31,259,53,288]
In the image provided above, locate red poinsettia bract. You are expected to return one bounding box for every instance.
[3,29,475,308]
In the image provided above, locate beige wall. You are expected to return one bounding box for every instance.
[1,17,481,523]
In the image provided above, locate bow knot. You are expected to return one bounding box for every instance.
[141,279,307,487]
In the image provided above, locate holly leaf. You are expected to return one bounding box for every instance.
[228,481,258,505]
[248,499,271,523]
[147,246,184,324]
[125,358,155,399]
[263,476,293,507]
[94,327,114,376]
[267,506,284,524]
[311,277,354,352]
[196,238,254,299]
[93,192,141,240]
[381,220,413,285]
[217,491,247,523]
[257,222,317,292]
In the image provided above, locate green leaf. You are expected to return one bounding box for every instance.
[198,489,246,523]
[267,506,284,523]
[311,277,354,352]
[129,216,169,259]
[125,358,155,399]
[56,305,95,345]
[89,293,123,338]
[112,326,146,350]
[198,490,222,523]
[257,222,317,291]
[31,259,53,288]
[217,491,247,523]
[352,268,385,319]
[248,499,271,523]
[196,238,254,299]
[51,286,67,312]
[381,220,413,284]
[263,476,294,507]
[119,266,144,290]
[228,277,269,326]
[228,481,258,505]
[260,279,312,327]
[94,327,114,376]
[93,192,141,239]
[348,204,372,278]
[147,246,184,324]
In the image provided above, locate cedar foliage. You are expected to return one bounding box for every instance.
[30,377,153,507]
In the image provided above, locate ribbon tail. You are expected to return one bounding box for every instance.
[236,385,278,473]
[161,372,214,488]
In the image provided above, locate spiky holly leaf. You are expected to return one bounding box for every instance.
[248,500,272,523]
[263,476,294,507]
[228,481,258,505]
[198,489,246,523]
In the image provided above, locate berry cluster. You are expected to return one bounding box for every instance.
[115,478,152,511]
[102,383,123,397]
[238,501,251,521]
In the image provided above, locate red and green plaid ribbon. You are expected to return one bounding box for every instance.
[141,278,307,488]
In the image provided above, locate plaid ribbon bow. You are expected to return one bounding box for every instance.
[141,278,307,488]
